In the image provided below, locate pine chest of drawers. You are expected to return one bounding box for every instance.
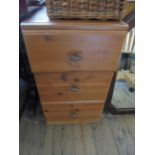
[21,7,128,124]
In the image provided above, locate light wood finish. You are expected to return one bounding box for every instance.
[44,110,102,124]
[42,102,104,111]
[23,30,126,72]
[21,7,128,124]
[35,71,113,86]
[42,102,104,124]
[38,84,109,102]
[36,72,112,102]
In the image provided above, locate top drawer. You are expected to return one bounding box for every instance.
[23,30,126,73]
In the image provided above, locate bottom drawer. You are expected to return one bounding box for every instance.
[42,102,104,124]
[45,114,102,124]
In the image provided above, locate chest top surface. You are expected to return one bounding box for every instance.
[21,7,128,31]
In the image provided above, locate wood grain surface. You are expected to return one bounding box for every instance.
[35,71,113,86]
[20,7,128,124]
[42,101,104,111]
[37,84,109,102]
[23,30,126,72]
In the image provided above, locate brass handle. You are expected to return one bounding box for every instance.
[68,85,80,92]
[69,53,82,62]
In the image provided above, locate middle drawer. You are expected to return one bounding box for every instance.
[35,72,113,102]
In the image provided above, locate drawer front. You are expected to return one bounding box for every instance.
[35,71,113,86]
[24,30,126,72]
[37,84,109,102]
[42,101,104,112]
[42,102,103,124]
[44,110,102,118]
[44,112,102,124]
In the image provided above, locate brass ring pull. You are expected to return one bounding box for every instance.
[68,85,80,92]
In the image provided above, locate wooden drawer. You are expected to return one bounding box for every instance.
[37,84,109,102]
[44,112,102,124]
[42,101,104,111]
[42,102,103,124]
[23,30,126,72]
[21,9,128,124]
[35,71,113,86]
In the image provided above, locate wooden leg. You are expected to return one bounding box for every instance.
[105,72,135,115]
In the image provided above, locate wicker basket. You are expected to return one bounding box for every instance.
[46,0,127,21]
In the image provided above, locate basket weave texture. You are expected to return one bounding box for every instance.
[46,0,127,20]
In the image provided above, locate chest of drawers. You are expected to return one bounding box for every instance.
[21,7,128,124]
